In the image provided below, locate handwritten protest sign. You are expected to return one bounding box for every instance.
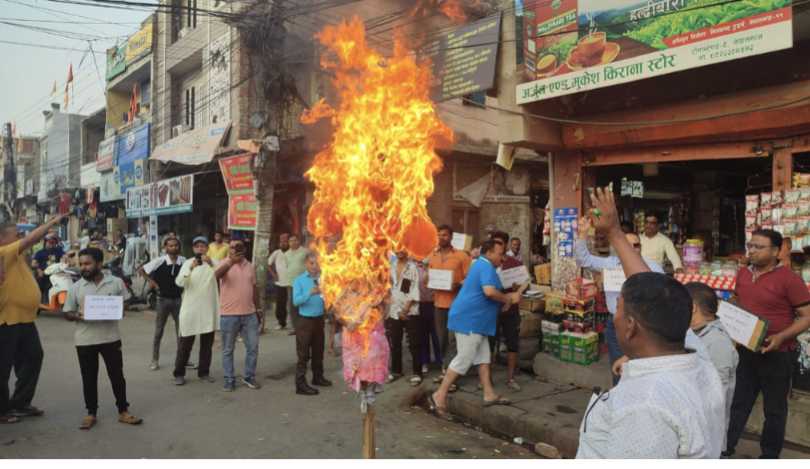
[83,295,124,321]
[498,265,531,288]
[428,269,453,291]
[717,300,769,351]
[601,266,626,292]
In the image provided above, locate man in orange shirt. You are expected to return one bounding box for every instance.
[426,224,471,387]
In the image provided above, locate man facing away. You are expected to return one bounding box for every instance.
[575,216,664,385]
[173,236,221,386]
[292,251,332,395]
[139,238,190,371]
[429,241,522,419]
[684,282,739,454]
[208,231,230,263]
[0,214,68,424]
[723,229,810,459]
[576,187,725,459]
[268,233,290,330]
[427,224,471,388]
[215,239,263,392]
[639,213,684,273]
[63,248,142,429]
[284,234,309,336]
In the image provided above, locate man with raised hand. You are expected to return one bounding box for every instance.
[576,188,725,459]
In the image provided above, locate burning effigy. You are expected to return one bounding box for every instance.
[302,17,454,396]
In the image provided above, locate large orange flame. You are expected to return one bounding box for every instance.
[301,18,453,383]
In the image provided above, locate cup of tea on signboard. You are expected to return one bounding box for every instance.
[579,32,606,67]
[536,54,557,75]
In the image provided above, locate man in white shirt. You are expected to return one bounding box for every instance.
[577,187,725,459]
[506,237,523,262]
[639,214,684,273]
[267,233,290,331]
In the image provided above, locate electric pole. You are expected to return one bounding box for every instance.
[2,122,13,220]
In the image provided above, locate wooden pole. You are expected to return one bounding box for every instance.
[362,403,375,459]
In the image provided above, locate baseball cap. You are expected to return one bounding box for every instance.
[192,236,209,246]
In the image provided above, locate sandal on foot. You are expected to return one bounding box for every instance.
[118,411,143,425]
[385,373,403,384]
[432,374,445,384]
[11,405,44,416]
[427,395,453,421]
[483,395,512,407]
[421,365,429,374]
[507,379,522,392]
[0,413,20,424]
[287,329,296,336]
[78,415,97,430]
[409,376,423,387]
[448,384,458,393]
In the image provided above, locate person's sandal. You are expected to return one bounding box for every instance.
[483,395,512,407]
[385,373,403,384]
[0,413,20,424]
[507,379,522,392]
[421,365,429,375]
[11,405,44,416]
[427,395,453,421]
[118,411,143,425]
[409,376,423,387]
[78,415,97,430]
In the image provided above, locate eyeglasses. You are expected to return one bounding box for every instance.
[746,243,775,251]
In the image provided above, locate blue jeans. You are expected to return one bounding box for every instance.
[605,315,623,387]
[220,314,260,382]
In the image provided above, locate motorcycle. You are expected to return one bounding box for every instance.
[37,262,81,313]
[103,257,151,306]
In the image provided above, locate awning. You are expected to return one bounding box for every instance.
[149,122,230,165]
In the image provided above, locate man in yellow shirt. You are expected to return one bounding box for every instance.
[209,231,230,263]
[0,213,68,424]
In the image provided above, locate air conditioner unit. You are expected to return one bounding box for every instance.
[178,28,188,39]
[172,124,191,138]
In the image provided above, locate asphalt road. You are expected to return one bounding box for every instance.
[1,305,537,459]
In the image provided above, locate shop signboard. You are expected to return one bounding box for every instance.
[228,193,258,230]
[149,122,230,166]
[219,153,255,195]
[126,23,153,63]
[106,46,126,81]
[515,0,793,104]
[420,13,502,103]
[113,159,146,198]
[97,136,116,172]
[126,174,193,218]
[116,123,151,166]
[100,171,123,202]
[553,207,578,258]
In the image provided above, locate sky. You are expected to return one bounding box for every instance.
[0,0,156,136]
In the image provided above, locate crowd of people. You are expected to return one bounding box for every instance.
[1,194,808,459]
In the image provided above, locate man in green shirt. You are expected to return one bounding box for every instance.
[283,234,309,336]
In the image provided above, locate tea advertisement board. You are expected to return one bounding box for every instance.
[219,153,255,195]
[515,0,793,104]
[228,193,258,230]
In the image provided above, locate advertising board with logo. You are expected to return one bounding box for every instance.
[219,154,255,195]
[113,159,146,199]
[126,23,153,63]
[106,46,126,81]
[97,136,116,172]
[117,123,150,166]
[149,122,230,165]
[126,174,193,218]
[228,194,258,230]
[515,0,793,104]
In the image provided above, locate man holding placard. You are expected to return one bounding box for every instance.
[63,248,142,429]
[489,231,524,392]
[426,224,471,386]
[723,229,810,459]
[575,217,663,385]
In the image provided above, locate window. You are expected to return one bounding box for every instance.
[462,91,486,109]
[186,0,197,29]
[185,86,196,128]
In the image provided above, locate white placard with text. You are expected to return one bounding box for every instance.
[498,265,531,288]
[428,269,454,291]
[83,295,124,321]
[602,266,626,292]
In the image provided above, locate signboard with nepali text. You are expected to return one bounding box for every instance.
[97,136,116,172]
[126,174,193,218]
[515,0,793,104]
[228,194,258,230]
[149,122,230,166]
[219,154,255,195]
[421,13,502,103]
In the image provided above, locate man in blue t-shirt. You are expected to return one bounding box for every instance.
[33,233,72,295]
[429,240,522,420]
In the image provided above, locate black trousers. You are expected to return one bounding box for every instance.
[174,332,215,378]
[723,346,796,459]
[385,317,421,376]
[76,340,129,415]
[275,286,289,328]
[0,323,44,414]
[295,316,325,388]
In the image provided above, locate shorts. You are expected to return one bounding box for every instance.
[488,314,522,353]
[448,331,490,375]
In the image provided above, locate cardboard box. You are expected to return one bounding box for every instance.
[519,284,552,312]
[595,312,610,324]
[544,292,565,315]
[563,319,594,334]
[564,309,595,323]
[566,278,597,300]
[560,332,600,365]
[595,321,607,335]
[519,309,543,338]
[563,297,595,312]
[544,312,564,323]
[534,263,551,285]
[543,333,561,356]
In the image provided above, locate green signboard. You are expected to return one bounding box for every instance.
[106,46,126,81]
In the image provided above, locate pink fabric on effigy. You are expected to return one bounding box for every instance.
[342,321,390,392]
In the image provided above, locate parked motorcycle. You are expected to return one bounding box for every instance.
[103,257,151,306]
[37,263,81,314]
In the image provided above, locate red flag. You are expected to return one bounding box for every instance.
[11,122,16,136]
[51,80,58,97]
[17,132,23,153]
[128,83,138,123]
[66,64,74,86]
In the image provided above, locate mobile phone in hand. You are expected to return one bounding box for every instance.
[195,253,202,262]
[234,244,244,254]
